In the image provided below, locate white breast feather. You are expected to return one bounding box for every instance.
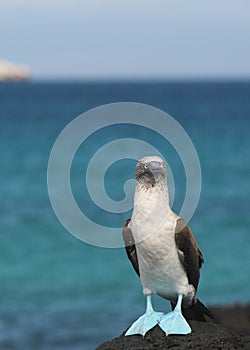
[130,183,193,302]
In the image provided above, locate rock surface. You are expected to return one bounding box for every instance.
[96,304,250,350]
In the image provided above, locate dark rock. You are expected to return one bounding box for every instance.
[96,321,248,350]
[210,304,250,334]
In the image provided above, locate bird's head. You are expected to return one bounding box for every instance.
[135,156,166,186]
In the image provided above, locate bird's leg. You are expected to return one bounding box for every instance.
[159,294,191,335]
[125,295,164,336]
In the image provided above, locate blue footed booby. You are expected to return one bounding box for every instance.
[122,156,212,336]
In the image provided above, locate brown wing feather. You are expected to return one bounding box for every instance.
[122,219,140,276]
[175,218,204,291]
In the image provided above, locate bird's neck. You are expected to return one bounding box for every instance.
[131,180,170,228]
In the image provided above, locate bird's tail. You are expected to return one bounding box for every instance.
[171,298,214,322]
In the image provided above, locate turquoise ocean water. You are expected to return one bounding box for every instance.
[0,81,249,349]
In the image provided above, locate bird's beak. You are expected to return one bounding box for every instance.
[144,161,164,182]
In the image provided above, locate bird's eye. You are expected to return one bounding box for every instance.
[144,164,148,170]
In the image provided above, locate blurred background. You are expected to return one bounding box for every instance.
[0,1,250,349]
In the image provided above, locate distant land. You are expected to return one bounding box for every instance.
[0,59,30,81]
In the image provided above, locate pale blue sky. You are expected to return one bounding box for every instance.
[1,0,250,79]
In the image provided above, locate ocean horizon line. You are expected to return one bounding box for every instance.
[1,76,250,84]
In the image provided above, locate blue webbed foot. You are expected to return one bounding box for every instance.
[125,295,163,336]
[159,294,191,335]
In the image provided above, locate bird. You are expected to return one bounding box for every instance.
[122,155,212,336]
